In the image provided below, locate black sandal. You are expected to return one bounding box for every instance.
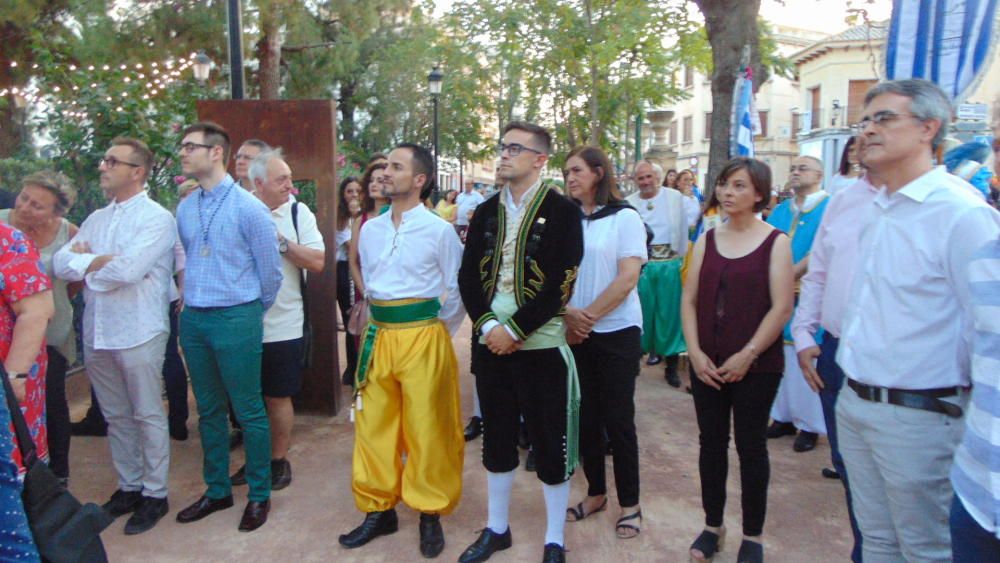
[615,510,642,539]
[689,528,726,562]
[565,497,607,522]
[737,539,763,563]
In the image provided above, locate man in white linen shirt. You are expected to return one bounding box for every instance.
[455,178,485,238]
[339,143,465,559]
[835,79,1000,562]
[53,137,176,535]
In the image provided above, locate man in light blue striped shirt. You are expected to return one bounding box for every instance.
[172,122,282,533]
[950,238,1000,561]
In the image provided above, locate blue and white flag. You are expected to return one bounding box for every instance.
[730,66,758,158]
[886,0,1000,102]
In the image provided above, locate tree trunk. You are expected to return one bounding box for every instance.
[339,81,357,143]
[694,0,766,190]
[257,0,284,100]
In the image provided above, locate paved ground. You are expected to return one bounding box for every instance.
[66,320,853,562]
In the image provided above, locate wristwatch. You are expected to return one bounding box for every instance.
[7,372,27,380]
[278,239,289,254]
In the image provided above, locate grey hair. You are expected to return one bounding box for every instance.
[248,148,285,186]
[637,159,664,184]
[864,79,952,150]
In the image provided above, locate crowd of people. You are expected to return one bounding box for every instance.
[0,77,998,563]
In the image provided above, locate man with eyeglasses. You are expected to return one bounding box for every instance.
[53,137,177,535]
[455,178,485,240]
[234,139,271,192]
[834,79,1000,562]
[172,121,282,533]
[625,160,691,387]
[338,143,465,559]
[765,155,830,454]
[457,121,584,563]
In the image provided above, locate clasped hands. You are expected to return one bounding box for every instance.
[690,347,756,390]
[564,307,596,346]
[71,241,114,274]
[485,325,522,355]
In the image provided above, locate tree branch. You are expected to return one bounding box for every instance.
[281,41,337,53]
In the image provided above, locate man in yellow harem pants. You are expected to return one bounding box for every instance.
[338,143,466,559]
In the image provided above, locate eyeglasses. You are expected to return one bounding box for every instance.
[497,142,544,157]
[179,142,215,154]
[234,152,257,161]
[789,165,820,173]
[100,156,141,169]
[850,111,922,134]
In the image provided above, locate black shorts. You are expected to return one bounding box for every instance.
[261,338,304,398]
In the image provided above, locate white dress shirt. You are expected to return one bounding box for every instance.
[625,188,690,256]
[359,203,466,334]
[792,177,878,351]
[569,207,648,333]
[836,166,1000,389]
[264,199,326,343]
[54,191,176,350]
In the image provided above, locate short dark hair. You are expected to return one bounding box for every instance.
[711,157,773,213]
[111,136,155,180]
[564,145,621,206]
[182,121,232,165]
[838,136,857,176]
[367,153,387,165]
[240,139,271,152]
[394,142,436,199]
[502,121,552,155]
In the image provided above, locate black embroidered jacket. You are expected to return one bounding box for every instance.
[458,185,584,340]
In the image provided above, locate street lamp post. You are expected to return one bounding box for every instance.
[226,0,245,99]
[193,52,213,83]
[428,65,443,196]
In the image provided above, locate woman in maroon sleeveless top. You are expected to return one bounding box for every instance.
[681,158,794,563]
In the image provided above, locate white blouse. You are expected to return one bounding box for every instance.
[569,206,648,334]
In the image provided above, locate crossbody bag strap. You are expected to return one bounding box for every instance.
[1,366,38,468]
[291,202,309,324]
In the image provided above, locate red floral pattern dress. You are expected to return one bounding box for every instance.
[0,222,50,472]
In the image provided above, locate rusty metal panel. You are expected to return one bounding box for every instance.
[197,100,342,415]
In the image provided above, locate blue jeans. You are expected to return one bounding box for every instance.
[951,496,1000,563]
[817,335,862,563]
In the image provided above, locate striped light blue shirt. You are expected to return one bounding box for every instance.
[951,238,1000,539]
[176,174,282,309]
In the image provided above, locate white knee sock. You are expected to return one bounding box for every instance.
[543,481,571,546]
[487,470,515,534]
[473,390,482,418]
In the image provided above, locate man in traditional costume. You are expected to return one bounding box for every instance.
[338,143,466,559]
[625,160,692,387]
[457,122,584,563]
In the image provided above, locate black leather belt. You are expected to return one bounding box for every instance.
[847,379,964,419]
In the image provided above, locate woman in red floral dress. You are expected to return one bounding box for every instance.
[0,221,55,473]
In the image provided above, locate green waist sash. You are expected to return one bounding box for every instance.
[354,298,441,392]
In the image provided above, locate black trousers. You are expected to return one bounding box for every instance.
[335,260,358,379]
[690,370,781,537]
[571,326,641,507]
[45,347,70,479]
[476,344,571,485]
[163,301,189,428]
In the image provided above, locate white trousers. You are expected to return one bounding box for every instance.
[836,382,967,563]
[770,344,827,434]
[85,332,170,498]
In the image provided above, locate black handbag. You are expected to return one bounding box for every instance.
[2,369,112,563]
[291,202,314,368]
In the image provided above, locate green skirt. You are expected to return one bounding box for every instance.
[638,258,687,356]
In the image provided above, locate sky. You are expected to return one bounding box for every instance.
[432,0,894,35]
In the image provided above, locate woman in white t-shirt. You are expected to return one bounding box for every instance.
[561,146,648,540]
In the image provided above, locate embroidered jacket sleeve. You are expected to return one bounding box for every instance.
[458,197,498,334]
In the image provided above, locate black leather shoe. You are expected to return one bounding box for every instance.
[645,354,662,366]
[524,450,536,472]
[458,527,512,562]
[230,464,247,486]
[124,497,168,535]
[464,416,483,442]
[419,513,445,558]
[176,495,235,523]
[238,499,270,532]
[339,509,399,548]
[71,418,108,437]
[229,428,243,451]
[103,489,143,517]
[542,543,566,563]
[272,459,292,490]
[821,467,841,479]
[664,367,681,388]
[169,421,188,441]
[766,421,796,439]
[793,431,818,452]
